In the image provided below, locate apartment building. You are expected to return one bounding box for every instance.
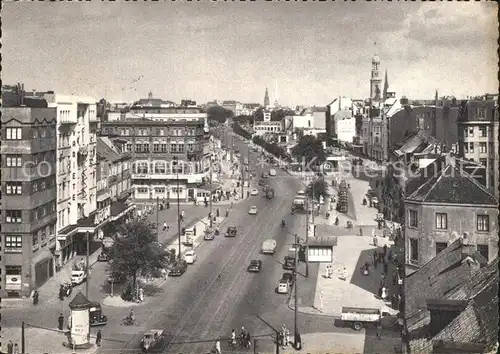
[1,106,58,297]
[222,100,244,116]
[253,121,284,136]
[404,155,498,275]
[100,100,211,201]
[457,97,499,199]
[43,93,99,265]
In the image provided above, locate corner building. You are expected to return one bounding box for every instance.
[1,107,58,297]
[100,95,211,201]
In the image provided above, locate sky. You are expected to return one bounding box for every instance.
[2,1,498,106]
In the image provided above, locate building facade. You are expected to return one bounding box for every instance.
[100,103,211,201]
[253,121,284,136]
[1,107,58,297]
[222,100,244,116]
[404,156,498,275]
[457,97,499,199]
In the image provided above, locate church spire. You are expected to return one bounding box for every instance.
[264,87,270,107]
[383,69,389,99]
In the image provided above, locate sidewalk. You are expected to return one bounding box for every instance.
[289,235,398,317]
[1,327,99,354]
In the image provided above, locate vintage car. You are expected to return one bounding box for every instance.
[258,179,266,186]
[250,189,259,196]
[141,329,166,352]
[282,256,296,271]
[97,253,110,262]
[71,270,87,286]
[185,250,197,264]
[225,226,237,237]
[169,260,188,276]
[89,302,108,326]
[248,206,258,215]
[247,260,262,273]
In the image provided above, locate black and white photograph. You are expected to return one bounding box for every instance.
[1,1,498,353]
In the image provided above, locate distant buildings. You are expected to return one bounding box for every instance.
[326,97,356,143]
[457,97,499,199]
[1,106,58,298]
[222,100,244,116]
[100,93,211,202]
[404,155,498,275]
[253,121,283,136]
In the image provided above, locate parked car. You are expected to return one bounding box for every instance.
[248,206,258,215]
[277,277,290,294]
[258,179,266,186]
[225,226,238,237]
[204,231,216,240]
[71,270,87,285]
[247,260,262,273]
[250,189,259,196]
[283,256,296,271]
[282,272,294,286]
[185,250,197,264]
[169,260,188,276]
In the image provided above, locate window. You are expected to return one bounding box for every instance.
[477,108,486,119]
[135,144,142,153]
[187,143,195,152]
[479,142,487,153]
[6,182,22,195]
[154,162,166,174]
[126,143,132,152]
[410,238,418,262]
[32,129,39,139]
[137,187,148,193]
[477,214,489,232]
[153,143,160,153]
[479,126,487,137]
[178,143,185,153]
[5,235,23,252]
[436,242,447,255]
[155,187,165,193]
[6,127,22,140]
[468,127,474,136]
[6,155,22,167]
[409,210,418,228]
[463,127,468,138]
[6,210,22,223]
[32,232,39,247]
[435,213,447,229]
[160,143,168,152]
[477,244,489,261]
[142,143,150,153]
[170,144,178,152]
[469,142,474,153]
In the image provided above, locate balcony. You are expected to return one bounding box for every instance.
[60,115,77,125]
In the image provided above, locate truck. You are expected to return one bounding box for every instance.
[341,307,381,330]
[183,227,194,246]
[264,186,275,199]
[292,195,306,212]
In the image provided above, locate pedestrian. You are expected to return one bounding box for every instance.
[193,225,196,236]
[383,262,388,275]
[377,285,383,298]
[376,321,382,339]
[96,329,102,347]
[225,209,229,217]
[13,343,18,354]
[7,341,13,354]
[215,338,221,354]
[163,222,167,231]
[391,294,397,309]
[383,244,388,257]
[216,208,220,218]
[285,329,290,347]
[58,313,64,330]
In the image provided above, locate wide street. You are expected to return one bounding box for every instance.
[3,128,375,354]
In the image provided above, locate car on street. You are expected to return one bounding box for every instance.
[371,197,379,207]
[97,253,109,262]
[169,260,188,276]
[262,173,269,179]
[71,270,87,285]
[250,189,259,196]
[282,256,296,271]
[204,231,216,240]
[247,260,262,273]
[185,250,197,264]
[261,239,277,254]
[248,206,258,215]
[225,226,237,237]
[258,179,266,186]
[277,277,290,294]
[282,272,294,286]
[244,159,249,165]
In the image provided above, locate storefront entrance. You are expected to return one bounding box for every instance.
[35,258,54,288]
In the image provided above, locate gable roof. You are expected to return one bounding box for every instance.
[404,238,487,332]
[97,136,123,163]
[406,156,497,205]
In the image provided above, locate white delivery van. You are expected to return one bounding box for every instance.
[277,278,289,294]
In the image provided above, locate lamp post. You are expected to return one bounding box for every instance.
[85,231,90,299]
[293,233,300,349]
[156,196,159,241]
[173,157,181,259]
[209,155,213,228]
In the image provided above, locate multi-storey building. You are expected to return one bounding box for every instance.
[222,100,244,116]
[1,106,58,297]
[404,155,498,275]
[457,96,499,199]
[253,121,284,136]
[43,93,99,265]
[100,97,211,201]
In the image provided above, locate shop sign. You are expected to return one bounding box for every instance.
[6,275,22,290]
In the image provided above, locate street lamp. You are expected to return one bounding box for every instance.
[172,156,181,259]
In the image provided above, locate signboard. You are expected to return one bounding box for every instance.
[5,275,22,290]
[307,247,333,263]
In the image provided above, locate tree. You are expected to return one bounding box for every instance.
[291,135,326,166]
[254,108,264,122]
[354,114,363,137]
[108,219,171,301]
[207,106,233,124]
[306,178,329,201]
[233,122,252,140]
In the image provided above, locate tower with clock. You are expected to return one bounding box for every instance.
[370,54,382,102]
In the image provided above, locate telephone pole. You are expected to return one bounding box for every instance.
[209,156,213,227]
[305,199,309,278]
[293,233,299,347]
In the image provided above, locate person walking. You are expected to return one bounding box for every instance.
[96,329,102,347]
[216,208,220,218]
[376,321,382,339]
[13,343,19,354]
[6,341,13,354]
[58,313,64,330]
[215,338,221,354]
[383,261,388,275]
[383,244,388,257]
[193,225,197,236]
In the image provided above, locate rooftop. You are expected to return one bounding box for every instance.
[405,155,497,205]
[97,136,130,163]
